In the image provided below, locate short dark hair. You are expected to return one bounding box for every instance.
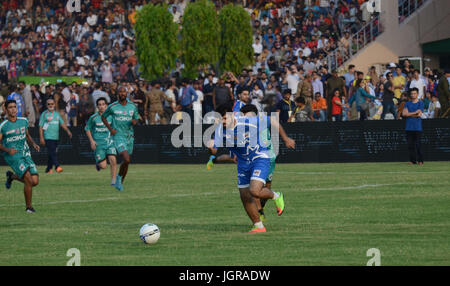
[283,89,292,95]
[216,103,233,116]
[409,87,419,94]
[5,100,16,109]
[240,104,258,115]
[96,97,108,106]
[295,97,305,104]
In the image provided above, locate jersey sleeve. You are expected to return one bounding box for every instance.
[84,115,93,132]
[102,104,113,118]
[39,112,46,127]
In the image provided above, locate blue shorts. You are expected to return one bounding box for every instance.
[237,158,271,188]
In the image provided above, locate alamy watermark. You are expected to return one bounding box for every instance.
[366,248,381,266]
[66,248,81,266]
[170,111,282,156]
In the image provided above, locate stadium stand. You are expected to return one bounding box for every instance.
[0,0,448,127]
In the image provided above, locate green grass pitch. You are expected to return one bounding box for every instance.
[0,162,449,266]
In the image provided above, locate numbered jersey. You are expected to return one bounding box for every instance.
[0,117,29,160]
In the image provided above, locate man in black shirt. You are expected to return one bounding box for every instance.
[381,72,397,120]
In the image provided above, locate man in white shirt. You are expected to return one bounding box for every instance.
[409,69,426,100]
[252,37,263,56]
[286,66,300,96]
[312,72,324,97]
[193,81,204,124]
[86,11,98,26]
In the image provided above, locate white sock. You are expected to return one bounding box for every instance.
[254,221,264,229]
[272,191,279,200]
[111,178,116,185]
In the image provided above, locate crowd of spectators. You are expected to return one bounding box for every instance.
[0,0,449,127]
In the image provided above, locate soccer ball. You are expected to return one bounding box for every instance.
[139,223,160,244]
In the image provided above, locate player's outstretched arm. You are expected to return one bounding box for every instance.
[101,115,116,135]
[270,116,296,149]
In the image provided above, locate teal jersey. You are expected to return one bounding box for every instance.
[0,117,29,161]
[102,100,139,139]
[85,112,113,146]
[39,110,64,140]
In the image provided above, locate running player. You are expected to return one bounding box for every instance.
[214,103,295,233]
[85,97,118,186]
[101,86,139,191]
[1,100,40,213]
[207,104,276,222]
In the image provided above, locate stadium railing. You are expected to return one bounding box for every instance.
[398,0,430,23]
[326,14,383,72]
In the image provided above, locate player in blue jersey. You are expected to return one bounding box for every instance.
[213,103,295,233]
[207,104,277,222]
[232,88,252,113]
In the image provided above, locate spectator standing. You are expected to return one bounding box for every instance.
[193,81,204,124]
[19,81,35,127]
[92,83,111,104]
[178,78,197,119]
[145,81,172,125]
[7,84,26,118]
[436,68,450,118]
[393,67,406,100]
[381,73,397,120]
[409,69,426,100]
[276,89,296,123]
[296,73,314,106]
[326,70,346,120]
[39,98,73,174]
[212,77,232,111]
[331,89,343,121]
[402,88,424,165]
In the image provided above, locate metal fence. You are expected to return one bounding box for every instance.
[326,14,382,72]
[398,0,430,23]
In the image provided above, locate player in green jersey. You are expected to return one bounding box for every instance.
[85,97,118,186]
[0,100,41,213]
[101,86,139,191]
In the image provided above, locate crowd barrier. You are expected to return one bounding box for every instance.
[1,119,449,165]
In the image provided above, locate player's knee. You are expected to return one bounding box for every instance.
[123,157,131,165]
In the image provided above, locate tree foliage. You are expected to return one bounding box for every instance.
[135,4,179,81]
[181,0,220,79]
[218,4,254,75]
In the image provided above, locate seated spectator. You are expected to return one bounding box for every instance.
[312,92,327,121]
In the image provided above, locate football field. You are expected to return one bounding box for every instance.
[0,162,449,266]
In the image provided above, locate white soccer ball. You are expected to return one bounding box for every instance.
[139,223,160,244]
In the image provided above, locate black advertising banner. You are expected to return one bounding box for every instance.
[2,119,449,165]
